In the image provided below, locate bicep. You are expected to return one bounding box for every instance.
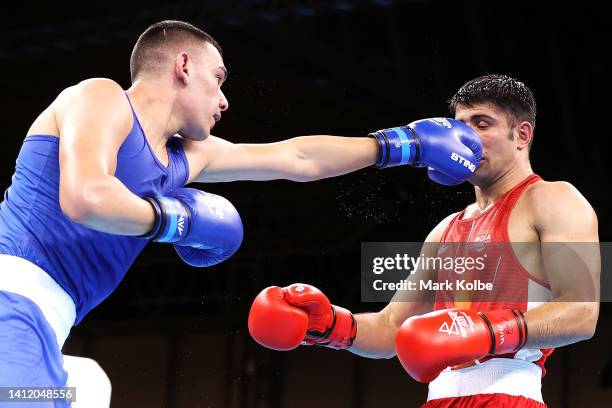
[185,137,308,183]
[537,183,600,300]
[541,242,600,302]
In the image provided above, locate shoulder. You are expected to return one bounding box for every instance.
[177,135,231,183]
[181,134,234,164]
[523,180,594,214]
[55,78,129,119]
[414,212,460,257]
[426,211,461,242]
[523,180,598,236]
[181,135,233,154]
[57,78,125,103]
[55,78,131,129]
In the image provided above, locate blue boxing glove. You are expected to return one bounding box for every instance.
[369,118,482,185]
[142,188,243,267]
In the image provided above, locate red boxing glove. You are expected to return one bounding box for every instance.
[395,308,528,383]
[248,284,357,351]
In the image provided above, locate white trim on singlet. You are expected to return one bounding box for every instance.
[0,254,75,348]
[427,358,544,402]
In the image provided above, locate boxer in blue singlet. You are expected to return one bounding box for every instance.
[0,20,482,407]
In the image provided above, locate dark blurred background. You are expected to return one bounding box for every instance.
[1,0,611,406]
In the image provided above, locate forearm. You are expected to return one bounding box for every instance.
[293,136,378,180]
[523,297,599,349]
[349,311,399,359]
[61,175,155,235]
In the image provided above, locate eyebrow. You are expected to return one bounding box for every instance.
[467,114,496,123]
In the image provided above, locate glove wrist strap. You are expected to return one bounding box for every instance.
[481,309,528,356]
[368,126,420,168]
[141,196,191,243]
[306,305,357,350]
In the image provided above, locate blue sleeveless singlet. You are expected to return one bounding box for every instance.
[0,95,189,323]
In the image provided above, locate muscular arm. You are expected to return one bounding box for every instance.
[523,182,600,349]
[183,135,379,183]
[56,79,155,235]
[347,214,458,359]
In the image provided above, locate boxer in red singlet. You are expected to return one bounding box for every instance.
[247,74,600,407]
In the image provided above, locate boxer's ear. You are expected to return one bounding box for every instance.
[174,52,190,85]
[516,121,533,151]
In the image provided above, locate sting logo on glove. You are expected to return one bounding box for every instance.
[450,152,477,172]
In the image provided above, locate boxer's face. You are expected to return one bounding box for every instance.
[178,42,229,140]
[454,102,521,186]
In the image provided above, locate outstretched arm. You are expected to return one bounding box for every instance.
[182,118,482,184]
[184,135,378,183]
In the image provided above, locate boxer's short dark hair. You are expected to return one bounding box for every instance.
[130,20,221,83]
[448,74,536,129]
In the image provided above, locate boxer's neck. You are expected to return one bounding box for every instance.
[126,79,181,152]
[473,162,533,210]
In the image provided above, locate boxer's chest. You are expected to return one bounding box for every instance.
[460,193,547,285]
